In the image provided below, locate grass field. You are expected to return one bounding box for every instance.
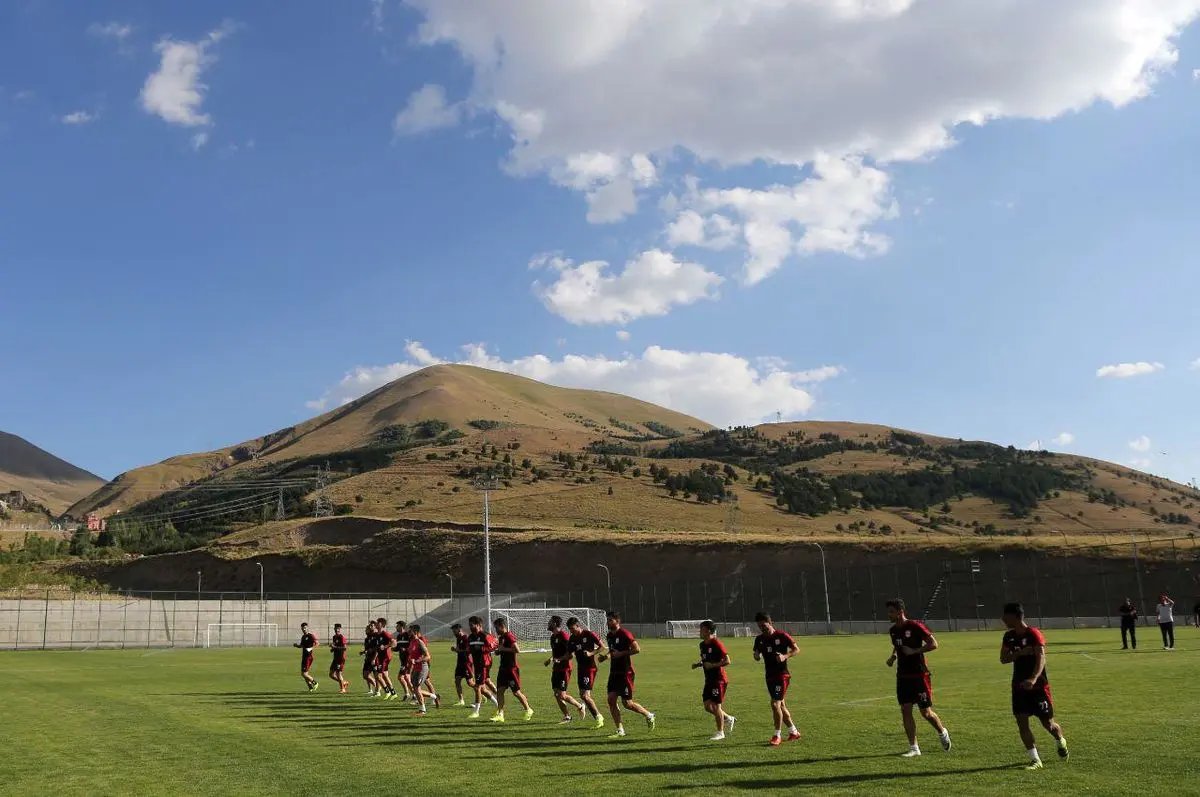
[0,629,1195,795]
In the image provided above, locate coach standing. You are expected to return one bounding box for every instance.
[1156,594,1175,650]
[1118,598,1138,650]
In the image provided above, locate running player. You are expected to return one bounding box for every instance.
[693,620,735,740]
[885,599,951,757]
[294,622,319,691]
[466,616,498,718]
[544,615,586,724]
[375,618,396,699]
[599,611,655,738]
[1000,602,1069,769]
[329,622,349,693]
[393,620,414,701]
[490,617,534,722]
[753,612,800,746]
[361,621,378,695]
[450,623,472,706]
[567,616,605,728]
[407,623,440,714]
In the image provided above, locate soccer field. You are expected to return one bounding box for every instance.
[0,629,1195,796]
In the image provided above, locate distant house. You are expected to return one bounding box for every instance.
[85,513,106,532]
[0,491,29,510]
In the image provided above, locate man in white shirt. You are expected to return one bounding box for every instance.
[1156,595,1175,650]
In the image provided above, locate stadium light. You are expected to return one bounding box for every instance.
[809,542,833,635]
[596,563,612,608]
[255,561,264,622]
[444,572,454,603]
[473,475,499,628]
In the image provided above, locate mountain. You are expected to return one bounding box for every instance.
[0,432,105,514]
[66,365,1200,558]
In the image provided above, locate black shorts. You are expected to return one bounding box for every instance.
[577,668,597,693]
[1012,683,1054,720]
[472,660,491,684]
[362,659,375,676]
[896,674,933,709]
[330,657,346,674]
[765,674,790,701]
[607,670,635,700]
[455,660,472,680]
[703,680,727,705]
[497,667,521,692]
[551,669,572,693]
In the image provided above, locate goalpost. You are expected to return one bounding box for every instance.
[204,623,280,648]
[666,620,755,639]
[495,608,607,651]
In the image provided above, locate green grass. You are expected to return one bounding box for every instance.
[0,629,1196,795]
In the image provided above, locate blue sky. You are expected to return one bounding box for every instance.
[1,1,1198,487]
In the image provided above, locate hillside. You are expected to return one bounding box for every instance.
[0,431,105,514]
[60,365,1200,567]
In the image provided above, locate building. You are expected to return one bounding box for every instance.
[85,513,106,532]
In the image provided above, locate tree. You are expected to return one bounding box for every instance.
[69,529,92,557]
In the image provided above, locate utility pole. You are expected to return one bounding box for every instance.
[473,475,499,628]
[313,463,333,518]
[275,488,286,522]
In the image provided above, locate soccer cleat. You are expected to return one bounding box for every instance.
[1026,760,1044,771]
[645,712,656,730]
[434,695,442,709]
[454,699,466,707]
[901,749,921,758]
[469,710,481,719]
[787,731,802,742]
[941,732,952,752]
[415,710,427,717]
[724,715,737,735]
[559,716,573,724]
[595,715,605,729]
[524,708,535,722]
[608,729,627,739]
[769,736,782,747]
[1057,745,1069,761]
[490,713,506,723]
[709,732,726,741]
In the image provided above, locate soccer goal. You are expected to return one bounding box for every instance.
[495,608,607,651]
[666,620,755,639]
[204,623,280,648]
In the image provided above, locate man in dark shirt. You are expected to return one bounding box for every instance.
[1001,602,1069,770]
[360,622,378,696]
[465,616,498,718]
[374,618,396,700]
[293,622,319,691]
[1118,597,1138,650]
[450,623,472,707]
[328,623,348,693]
[544,615,586,724]
[601,611,656,738]
[885,599,951,757]
[567,616,606,728]
[490,617,534,723]
[693,619,736,741]
[753,611,800,746]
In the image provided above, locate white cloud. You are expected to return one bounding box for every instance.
[1051,432,1075,447]
[1129,435,1152,453]
[190,132,209,151]
[1096,361,1165,378]
[531,249,723,325]
[392,84,463,136]
[1194,68,1200,80]
[549,152,658,223]
[616,330,631,341]
[61,110,96,125]
[306,341,841,427]
[1129,458,1152,471]
[677,154,898,283]
[1189,357,1200,370]
[403,2,1198,247]
[665,209,738,251]
[140,24,232,128]
[88,22,133,52]
[13,90,34,101]
[369,0,386,33]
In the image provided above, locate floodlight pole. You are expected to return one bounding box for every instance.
[597,563,612,608]
[444,572,454,604]
[256,561,264,622]
[474,476,499,629]
[809,542,833,635]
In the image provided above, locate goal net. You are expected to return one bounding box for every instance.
[205,623,280,648]
[666,620,755,639]
[495,608,607,651]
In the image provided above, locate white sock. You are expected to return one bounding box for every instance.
[788,725,799,735]
[1057,736,1067,748]
[910,743,920,751]
[940,728,950,738]
[1028,747,1040,762]
[773,730,782,739]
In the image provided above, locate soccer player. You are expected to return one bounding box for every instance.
[294,622,319,691]
[1156,594,1176,650]
[1118,597,1138,650]
[374,618,396,699]
[393,620,414,701]
[407,623,441,714]
[544,615,586,724]
[599,611,655,738]
[752,612,800,746]
[329,622,349,693]
[693,620,735,741]
[1000,602,1069,769]
[490,617,534,722]
[885,599,951,757]
[465,616,498,718]
[361,622,378,695]
[566,616,606,728]
[450,623,472,706]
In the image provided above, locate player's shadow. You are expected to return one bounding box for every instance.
[603,753,896,775]
[717,764,1017,789]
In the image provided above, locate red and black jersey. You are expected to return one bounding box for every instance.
[497,631,519,670]
[1003,626,1049,687]
[393,631,411,658]
[299,632,317,650]
[376,630,394,659]
[699,638,729,684]
[453,633,470,668]
[606,627,637,675]
[550,630,573,672]
[571,629,602,668]
[331,633,347,659]
[753,630,796,679]
[889,620,932,677]
[467,630,493,670]
[363,633,377,662]
[409,634,429,665]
